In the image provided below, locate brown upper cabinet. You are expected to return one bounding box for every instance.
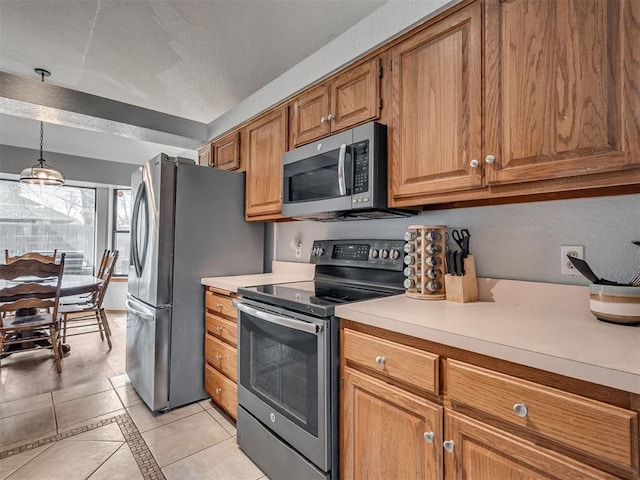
[212,130,241,171]
[197,142,212,167]
[290,57,382,147]
[390,0,640,208]
[244,106,289,221]
[389,2,483,204]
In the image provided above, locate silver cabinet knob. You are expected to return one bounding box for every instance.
[423,432,435,443]
[215,388,222,394]
[443,440,455,453]
[485,154,496,164]
[215,326,223,332]
[513,403,528,417]
[469,159,479,168]
[320,116,327,123]
[375,356,386,366]
[216,303,222,309]
[327,113,334,121]
[215,355,222,361]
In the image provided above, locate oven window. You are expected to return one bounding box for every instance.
[284,148,351,202]
[240,314,319,436]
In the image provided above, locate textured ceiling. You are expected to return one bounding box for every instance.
[0,0,388,124]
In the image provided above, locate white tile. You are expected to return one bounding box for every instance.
[52,379,113,405]
[0,406,56,451]
[0,393,52,420]
[4,439,120,480]
[108,373,131,389]
[143,411,230,467]
[0,444,52,480]
[54,389,124,428]
[126,401,203,433]
[58,409,126,435]
[66,422,125,442]
[206,405,236,437]
[88,443,143,480]
[114,384,142,408]
[162,437,263,480]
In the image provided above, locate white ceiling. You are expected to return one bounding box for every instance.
[0,0,388,164]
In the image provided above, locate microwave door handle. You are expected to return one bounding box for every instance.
[236,302,320,335]
[337,143,347,196]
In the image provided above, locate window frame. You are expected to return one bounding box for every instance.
[111,188,131,277]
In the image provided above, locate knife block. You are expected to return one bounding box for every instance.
[444,254,478,303]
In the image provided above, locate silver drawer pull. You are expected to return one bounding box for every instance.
[375,356,386,366]
[443,440,455,453]
[423,432,434,443]
[216,303,222,309]
[215,388,222,394]
[215,355,222,361]
[513,403,528,417]
[215,326,223,332]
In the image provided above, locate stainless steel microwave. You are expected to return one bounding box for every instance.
[281,122,414,221]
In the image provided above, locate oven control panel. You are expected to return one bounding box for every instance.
[311,239,404,271]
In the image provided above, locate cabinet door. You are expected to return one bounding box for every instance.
[212,131,240,171]
[444,411,618,480]
[290,84,330,147]
[330,57,381,132]
[341,367,443,480]
[197,142,212,167]
[390,2,482,205]
[484,0,640,186]
[245,106,288,219]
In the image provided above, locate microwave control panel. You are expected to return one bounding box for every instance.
[353,141,369,195]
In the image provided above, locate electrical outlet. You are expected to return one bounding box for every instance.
[561,245,584,275]
[295,242,302,258]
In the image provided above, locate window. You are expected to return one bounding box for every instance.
[113,188,131,276]
[0,179,96,273]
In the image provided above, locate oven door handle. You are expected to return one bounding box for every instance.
[235,302,321,335]
[337,143,347,196]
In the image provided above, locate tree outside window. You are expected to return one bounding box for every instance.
[0,180,96,273]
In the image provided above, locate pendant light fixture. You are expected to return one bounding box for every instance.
[19,68,65,186]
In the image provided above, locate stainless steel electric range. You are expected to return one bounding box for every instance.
[235,239,405,480]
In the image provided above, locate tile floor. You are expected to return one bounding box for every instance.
[0,313,267,480]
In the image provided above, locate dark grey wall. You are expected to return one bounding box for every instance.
[0,144,137,186]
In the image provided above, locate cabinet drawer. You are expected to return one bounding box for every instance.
[205,364,238,420]
[205,334,237,382]
[343,329,439,395]
[205,312,237,347]
[447,360,638,469]
[205,291,236,318]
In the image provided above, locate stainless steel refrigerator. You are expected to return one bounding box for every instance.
[126,154,264,412]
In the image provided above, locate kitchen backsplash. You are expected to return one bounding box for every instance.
[272,193,640,286]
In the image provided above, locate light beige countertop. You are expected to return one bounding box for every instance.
[335,279,640,394]
[201,261,315,293]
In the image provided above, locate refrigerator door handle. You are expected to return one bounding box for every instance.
[131,182,149,278]
[126,297,155,321]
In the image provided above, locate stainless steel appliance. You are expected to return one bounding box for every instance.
[281,122,414,221]
[126,154,264,412]
[236,239,405,480]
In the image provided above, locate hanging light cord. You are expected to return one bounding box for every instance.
[38,70,45,164]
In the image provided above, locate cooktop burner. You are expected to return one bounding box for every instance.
[239,239,406,317]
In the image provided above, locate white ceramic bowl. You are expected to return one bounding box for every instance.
[589,284,640,326]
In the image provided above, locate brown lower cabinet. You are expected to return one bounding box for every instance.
[203,287,238,419]
[340,322,639,480]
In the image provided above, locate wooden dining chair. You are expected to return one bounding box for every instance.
[58,250,119,349]
[5,249,57,264]
[0,254,66,372]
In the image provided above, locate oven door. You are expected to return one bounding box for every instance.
[282,129,353,217]
[236,299,330,471]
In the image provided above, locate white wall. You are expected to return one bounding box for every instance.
[274,194,640,286]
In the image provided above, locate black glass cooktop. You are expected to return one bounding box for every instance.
[239,280,403,317]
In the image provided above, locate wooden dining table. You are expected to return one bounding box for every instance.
[0,274,103,355]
